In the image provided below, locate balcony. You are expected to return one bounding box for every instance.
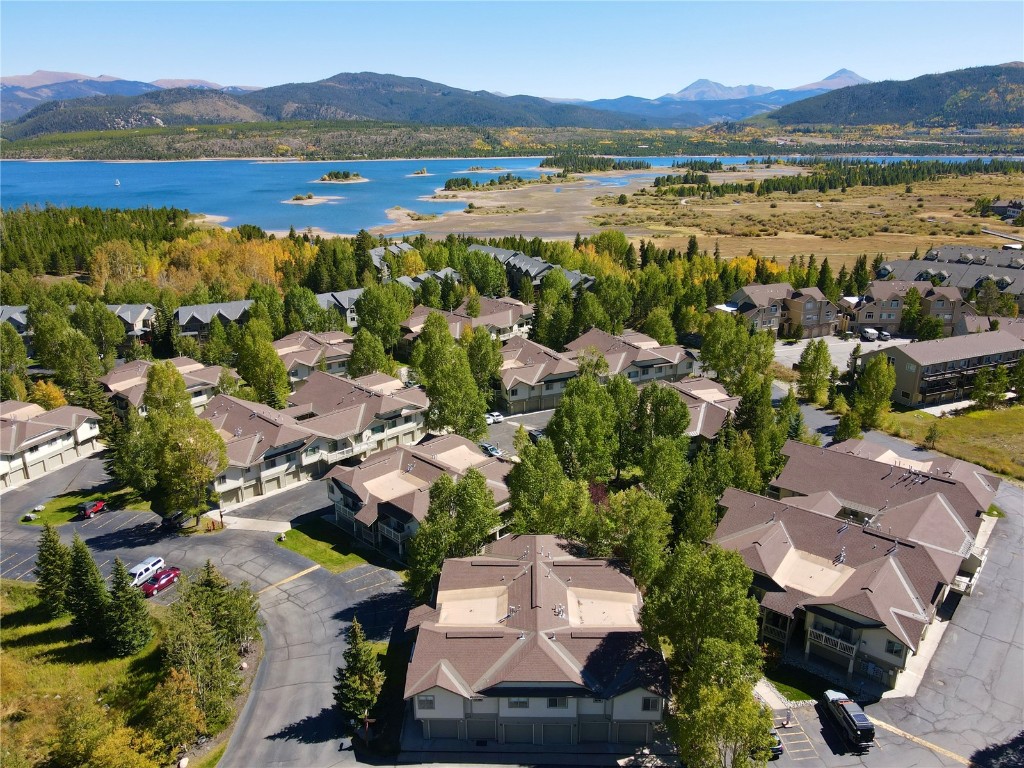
[809,628,857,656]
[380,524,407,544]
[762,624,788,644]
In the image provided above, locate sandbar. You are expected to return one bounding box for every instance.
[282,195,343,206]
[312,177,370,184]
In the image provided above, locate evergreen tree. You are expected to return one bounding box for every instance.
[834,409,863,441]
[33,523,71,618]
[333,616,385,725]
[105,558,154,657]
[67,534,109,639]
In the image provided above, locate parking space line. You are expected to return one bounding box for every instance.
[355,577,393,592]
[14,566,36,580]
[91,514,121,530]
[112,512,142,531]
[342,567,383,584]
[258,564,320,595]
[0,553,19,567]
[869,717,968,765]
[2,556,34,578]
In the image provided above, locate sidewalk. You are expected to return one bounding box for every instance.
[208,512,290,534]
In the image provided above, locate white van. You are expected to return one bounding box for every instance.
[860,327,879,342]
[128,556,166,587]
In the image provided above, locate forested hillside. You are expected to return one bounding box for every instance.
[766,63,1024,127]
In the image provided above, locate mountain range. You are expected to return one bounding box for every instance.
[2,64,1021,142]
[0,70,261,121]
[0,68,866,137]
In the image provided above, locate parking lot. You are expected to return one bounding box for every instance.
[774,335,913,374]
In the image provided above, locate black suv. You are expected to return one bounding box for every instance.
[160,510,191,531]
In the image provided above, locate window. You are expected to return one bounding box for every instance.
[936,300,945,308]
[906,363,916,372]
[547,697,568,709]
[628,371,638,379]
[901,391,910,400]
[642,697,661,712]
[770,305,778,314]
[510,388,519,396]
[891,300,900,308]
[509,697,529,709]
[417,695,435,710]
[544,383,553,391]
[865,312,875,320]
[885,640,905,656]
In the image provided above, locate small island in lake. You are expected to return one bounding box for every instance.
[283,193,343,206]
[412,167,428,175]
[317,170,368,183]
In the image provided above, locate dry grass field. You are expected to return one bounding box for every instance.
[375,164,1023,270]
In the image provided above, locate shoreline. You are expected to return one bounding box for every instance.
[281,195,343,206]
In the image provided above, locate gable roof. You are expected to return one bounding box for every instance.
[563,328,696,376]
[775,440,986,536]
[325,433,509,527]
[715,488,957,650]
[664,376,740,440]
[404,534,667,701]
[272,330,353,373]
[0,401,99,454]
[499,337,578,389]
[862,329,1024,367]
[98,357,234,407]
[175,300,253,326]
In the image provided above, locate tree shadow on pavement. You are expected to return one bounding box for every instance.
[78,521,174,552]
[267,705,342,744]
[333,589,411,641]
[970,730,1024,768]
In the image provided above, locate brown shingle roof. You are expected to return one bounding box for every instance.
[865,330,1024,367]
[775,441,984,535]
[404,535,666,701]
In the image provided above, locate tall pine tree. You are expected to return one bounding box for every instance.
[33,523,71,618]
[67,534,109,639]
[105,558,154,656]
[334,616,385,724]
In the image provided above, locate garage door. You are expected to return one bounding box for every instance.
[504,723,534,743]
[425,719,459,739]
[616,723,649,745]
[43,454,64,472]
[543,724,572,744]
[263,476,282,493]
[467,719,496,740]
[580,721,609,743]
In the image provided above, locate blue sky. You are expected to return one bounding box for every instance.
[2,1,1022,99]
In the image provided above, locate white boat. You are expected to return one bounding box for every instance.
[115,179,120,186]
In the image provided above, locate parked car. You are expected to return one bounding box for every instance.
[768,728,784,759]
[528,428,545,445]
[860,327,879,342]
[128,556,166,587]
[161,510,192,531]
[479,442,503,458]
[878,330,891,341]
[823,689,875,750]
[77,499,106,519]
[486,411,504,425]
[141,567,181,597]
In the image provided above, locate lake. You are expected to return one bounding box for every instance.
[0,155,1012,236]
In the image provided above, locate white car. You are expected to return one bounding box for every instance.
[486,412,504,424]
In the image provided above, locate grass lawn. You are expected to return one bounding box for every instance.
[885,405,1024,481]
[21,485,152,526]
[0,579,167,766]
[764,664,834,703]
[190,743,227,768]
[277,517,375,574]
[771,361,800,384]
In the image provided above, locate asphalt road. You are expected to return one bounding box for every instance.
[0,458,406,768]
